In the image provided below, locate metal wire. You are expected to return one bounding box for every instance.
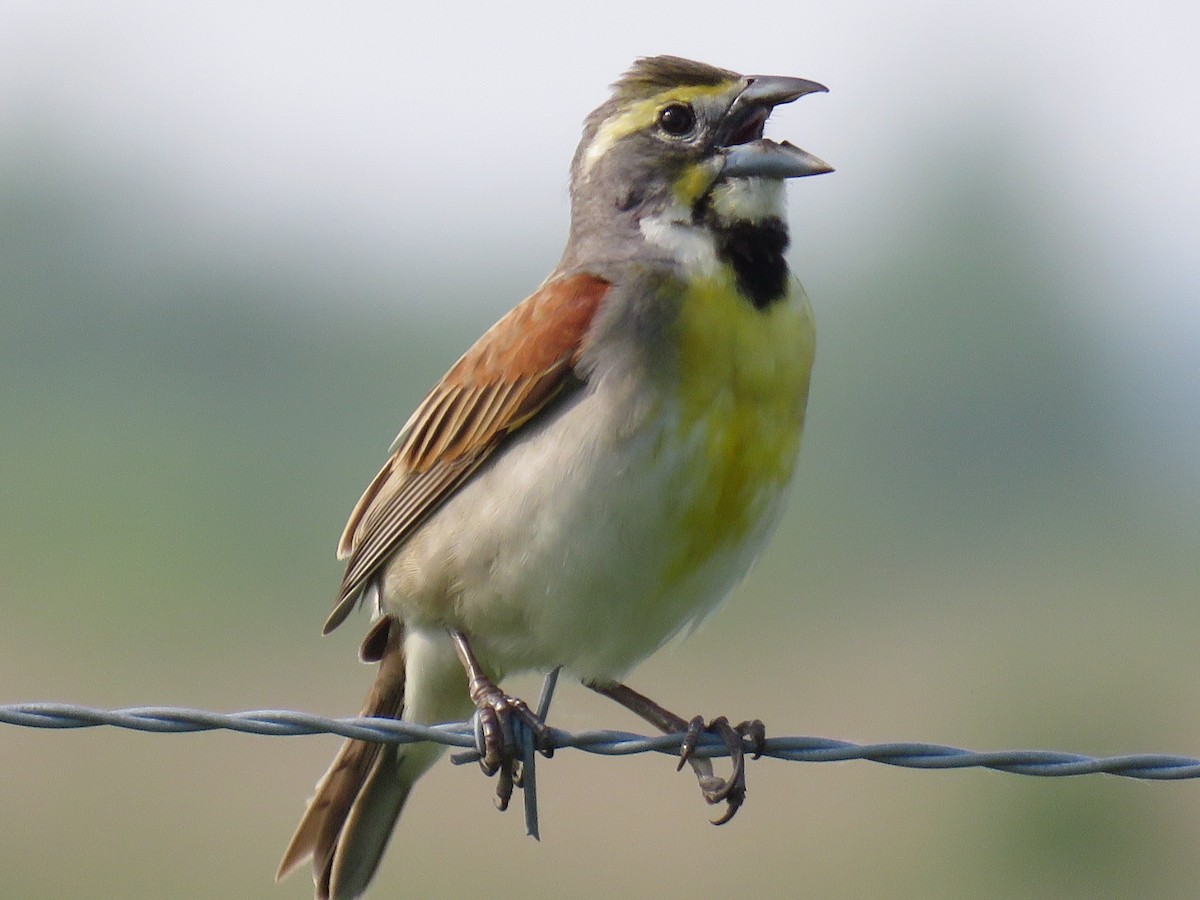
[4,700,1198,779]
[6,682,1198,841]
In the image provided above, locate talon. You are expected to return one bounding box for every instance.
[586,680,764,828]
[677,714,754,823]
[475,706,503,776]
[699,717,744,806]
[677,715,706,771]
[494,760,515,811]
[710,794,743,826]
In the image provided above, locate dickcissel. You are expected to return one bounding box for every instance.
[279,55,831,899]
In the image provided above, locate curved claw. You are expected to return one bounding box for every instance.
[494,759,516,811]
[677,716,706,771]
[584,680,766,827]
[704,718,745,803]
[678,715,767,824]
[710,794,744,826]
[670,715,752,823]
[473,703,509,776]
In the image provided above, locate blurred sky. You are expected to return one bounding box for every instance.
[1,0,1197,293]
[3,0,1197,461]
[2,2,1200,898]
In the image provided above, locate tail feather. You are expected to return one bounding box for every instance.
[319,742,412,896]
[278,616,411,899]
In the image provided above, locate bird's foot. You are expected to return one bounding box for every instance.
[678,716,766,824]
[587,680,765,825]
[451,629,553,811]
[468,679,553,810]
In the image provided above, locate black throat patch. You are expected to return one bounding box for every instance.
[714,218,790,309]
[697,210,791,310]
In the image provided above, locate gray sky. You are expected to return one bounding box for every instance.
[2,0,1198,476]
[2,1,1196,306]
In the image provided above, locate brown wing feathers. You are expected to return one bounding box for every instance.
[323,274,611,634]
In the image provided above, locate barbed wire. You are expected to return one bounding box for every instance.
[5,687,1199,838]
[5,699,1200,777]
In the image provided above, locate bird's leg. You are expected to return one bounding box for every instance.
[449,630,551,810]
[587,680,765,825]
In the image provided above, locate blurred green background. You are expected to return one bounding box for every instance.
[3,2,1198,898]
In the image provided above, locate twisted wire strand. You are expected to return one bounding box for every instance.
[4,702,1199,780]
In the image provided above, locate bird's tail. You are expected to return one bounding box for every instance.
[277,615,415,900]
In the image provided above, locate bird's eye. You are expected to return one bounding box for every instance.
[657,103,696,137]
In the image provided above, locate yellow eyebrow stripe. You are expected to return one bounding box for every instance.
[581,83,735,175]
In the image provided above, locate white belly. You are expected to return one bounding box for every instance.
[380,366,793,682]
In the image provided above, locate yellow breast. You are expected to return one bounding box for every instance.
[666,269,815,582]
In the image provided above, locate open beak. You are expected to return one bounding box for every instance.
[720,74,833,179]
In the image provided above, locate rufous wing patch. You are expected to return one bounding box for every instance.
[324,273,611,633]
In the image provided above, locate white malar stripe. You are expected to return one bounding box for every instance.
[639,211,721,277]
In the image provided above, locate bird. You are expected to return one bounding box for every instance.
[277,54,831,899]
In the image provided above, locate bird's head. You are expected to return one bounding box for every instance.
[568,55,831,247]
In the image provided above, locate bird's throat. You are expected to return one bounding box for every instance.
[695,176,791,309]
[709,218,789,310]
